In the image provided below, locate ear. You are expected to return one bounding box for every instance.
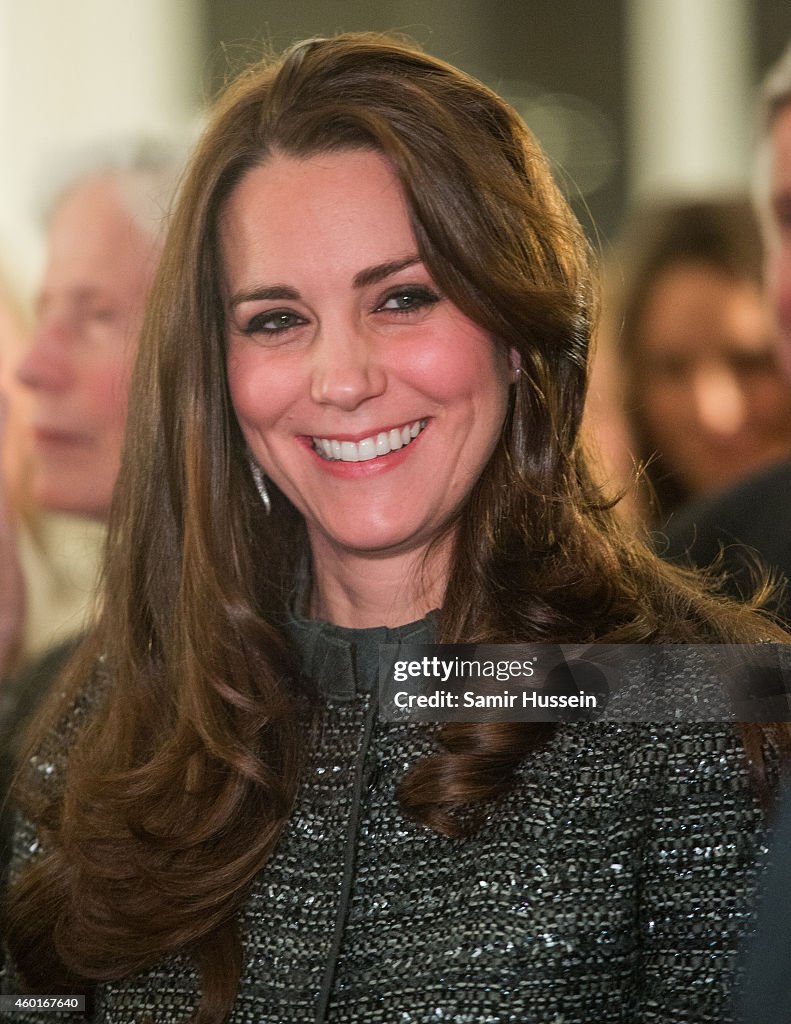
[509,348,522,383]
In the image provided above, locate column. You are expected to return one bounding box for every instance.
[626,0,753,199]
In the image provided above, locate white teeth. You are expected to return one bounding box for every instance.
[357,437,376,461]
[313,420,426,462]
[340,441,358,462]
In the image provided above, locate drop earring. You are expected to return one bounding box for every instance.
[249,457,271,515]
[509,348,522,385]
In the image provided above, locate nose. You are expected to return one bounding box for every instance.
[16,315,72,393]
[691,366,746,438]
[310,324,387,410]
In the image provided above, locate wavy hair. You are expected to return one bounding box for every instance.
[6,32,791,1023]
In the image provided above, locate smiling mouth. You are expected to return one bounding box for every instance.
[312,419,427,462]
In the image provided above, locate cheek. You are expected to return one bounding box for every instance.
[642,381,686,426]
[404,324,511,410]
[776,282,791,331]
[226,351,255,428]
[226,348,296,441]
[88,357,133,437]
[751,377,791,424]
[767,247,791,323]
[639,385,695,462]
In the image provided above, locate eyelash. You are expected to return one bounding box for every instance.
[239,285,441,337]
[375,285,441,314]
[242,310,307,336]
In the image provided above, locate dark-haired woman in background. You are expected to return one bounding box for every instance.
[2,34,790,1024]
[615,198,791,525]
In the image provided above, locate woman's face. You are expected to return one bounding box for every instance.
[16,177,154,519]
[636,262,791,497]
[222,149,512,568]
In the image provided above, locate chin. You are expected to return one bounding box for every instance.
[316,516,436,558]
[34,478,111,521]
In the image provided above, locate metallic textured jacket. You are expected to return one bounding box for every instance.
[1,617,774,1023]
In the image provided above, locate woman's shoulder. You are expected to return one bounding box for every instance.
[546,719,747,764]
[3,658,112,889]
[12,655,111,805]
[535,719,778,798]
[0,636,84,766]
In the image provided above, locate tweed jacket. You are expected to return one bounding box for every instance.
[0,617,778,1023]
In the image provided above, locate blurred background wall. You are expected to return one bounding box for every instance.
[0,0,789,294]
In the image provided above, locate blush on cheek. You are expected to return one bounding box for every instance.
[405,335,508,400]
[226,349,279,424]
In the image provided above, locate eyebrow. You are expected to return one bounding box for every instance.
[352,255,421,288]
[227,254,423,312]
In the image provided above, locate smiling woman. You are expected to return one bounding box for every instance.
[223,150,512,622]
[2,32,791,1024]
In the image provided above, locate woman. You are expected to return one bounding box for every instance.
[2,34,789,1023]
[0,145,183,915]
[615,198,791,524]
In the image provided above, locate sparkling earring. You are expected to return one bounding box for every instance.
[249,457,271,515]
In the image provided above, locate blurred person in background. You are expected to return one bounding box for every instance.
[692,40,791,1022]
[0,141,184,879]
[0,254,106,679]
[613,198,791,528]
[663,45,791,619]
[18,144,182,519]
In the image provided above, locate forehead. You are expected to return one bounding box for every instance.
[43,176,157,294]
[641,263,769,352]
[219,150,416,284]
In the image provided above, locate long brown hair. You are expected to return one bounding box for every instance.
[6,33,790,1022]
[615,197,771,520]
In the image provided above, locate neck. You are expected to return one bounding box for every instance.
[307,535,450,628]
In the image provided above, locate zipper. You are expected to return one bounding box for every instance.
[314,693,379,1023]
